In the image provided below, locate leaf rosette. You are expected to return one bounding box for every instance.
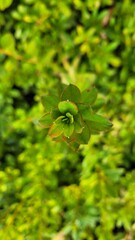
[38,84,112,149]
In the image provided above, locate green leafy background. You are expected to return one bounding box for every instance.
[0,0,135,239]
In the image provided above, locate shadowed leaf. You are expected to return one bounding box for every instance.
[51,109,61,120]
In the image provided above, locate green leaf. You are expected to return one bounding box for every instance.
[57,82,67,97]
[51,109,61,120]
[38,113,52,128]
[77,123,91,144]
[54,116,64,124]
[41,94,59,112]
[0,0,13,10]
[92,98,105,112]
[88,128,99,135]
[63,124,74,138]
[81,87,97,105]
[81,109,112,131]
[74,115,83,133]
[66,112,74,124]
[58,101,78,115]
[86,114,113,131]
[48,122,63,138]
[104,168,124,182]
[61,84,81,102]
[78,105,93,119]
[0,33,15,52]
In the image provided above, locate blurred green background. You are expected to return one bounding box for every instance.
[0,0,135,239]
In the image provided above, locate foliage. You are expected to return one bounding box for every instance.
[0,0,135,239]
[38,84,112,148]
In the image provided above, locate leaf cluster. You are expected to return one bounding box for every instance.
[38,84,112,149]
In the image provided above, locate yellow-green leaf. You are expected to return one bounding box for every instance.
[0,0,13,10]
[0,33,15,52]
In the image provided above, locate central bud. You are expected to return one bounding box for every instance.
[62,112,74,125]
[58,101,78,116]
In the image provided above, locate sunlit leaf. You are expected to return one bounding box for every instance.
[0,0,13,10]
[104,168,124,182]
[0,33,15,52]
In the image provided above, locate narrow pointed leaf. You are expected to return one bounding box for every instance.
[38,113,52,128]
[61,84,81,102]
[81,87,98,105]
[86,114,113,131]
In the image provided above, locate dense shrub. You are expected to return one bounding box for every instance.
[0,0,135,239]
